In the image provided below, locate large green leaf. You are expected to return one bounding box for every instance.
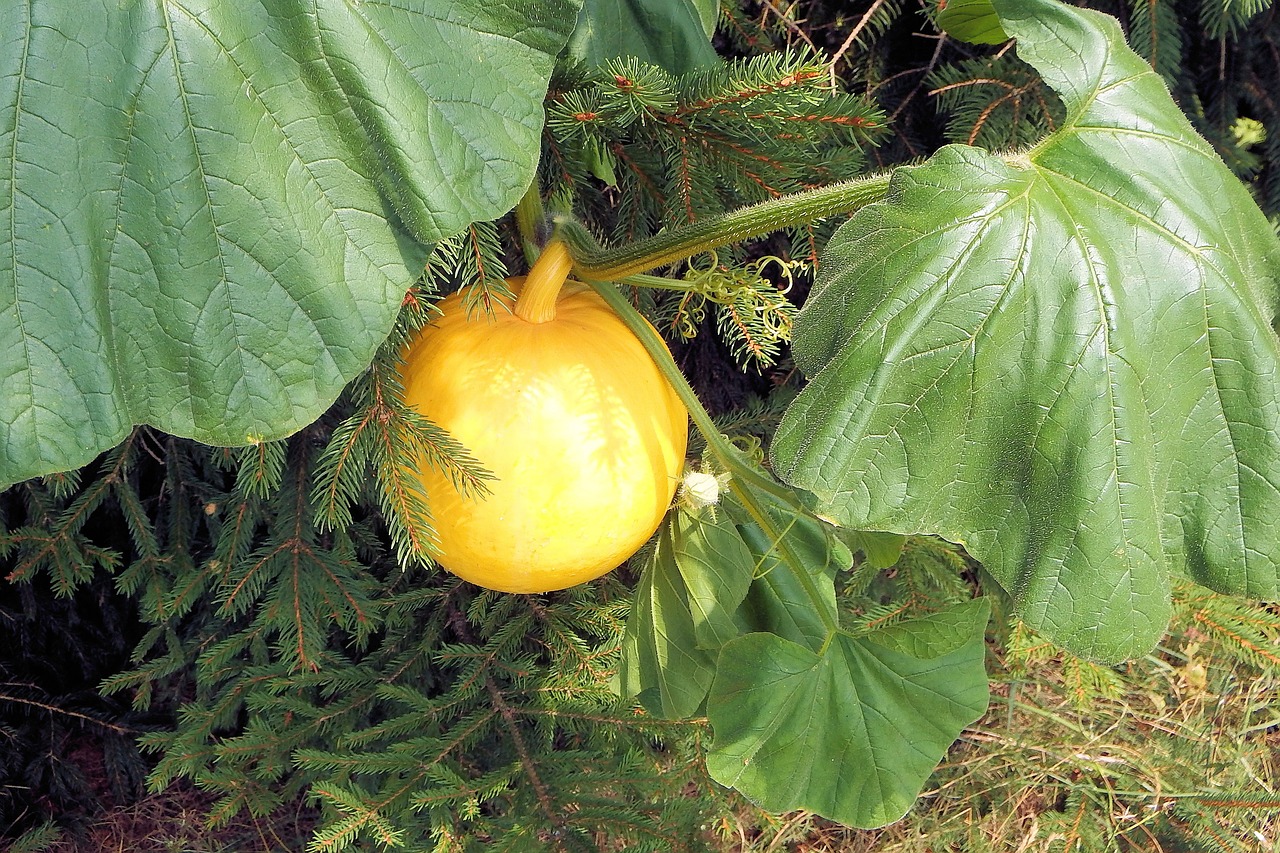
[772,0,1280,661]
[726,490,848,651]
[706,600,990,828]
[670,509,755,650]
[564,0,719,74]
[1,0,578,486]
[935,0,1008,45]
[619,521,724,719]
[619,483,848,716]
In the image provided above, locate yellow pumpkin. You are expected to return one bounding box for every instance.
[398,241,688,593]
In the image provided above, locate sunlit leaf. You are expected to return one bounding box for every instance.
[936,0,1008,45]
[773,0,1280,661]
[1,0,579,486]
[706,600,990,828]
[620,485,848,714]
[726,489,849,651]
[670,509,755,650]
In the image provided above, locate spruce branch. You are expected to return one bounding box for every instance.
[309,781,407,851]
[1127,0,1186,81]
[2,433,139,591]
[236,440,287,499]
[39,468,80,501]
[546,88,613,142]
[928,55,1063,150]
[312,225,503,573]
[601,57,679,123]
[423,222,512,320]
[545,46,886,249]
[312,355,493,572]
[1176,584,1280,670]
[829,0,900,83]
[677,49,830,115]
[0,683,134,735]
[1198,0,1273,36]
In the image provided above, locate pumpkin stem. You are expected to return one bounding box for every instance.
[514,240,574,323]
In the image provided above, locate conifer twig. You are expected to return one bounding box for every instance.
[0,688,134,734]
[828,0,889,86]
[446,604,568,836]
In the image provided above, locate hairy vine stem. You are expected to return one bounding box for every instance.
[514,180,548,267]
[537,173,903,636]
[555,170,895,280]
[585,277,841,635]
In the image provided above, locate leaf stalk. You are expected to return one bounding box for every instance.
[548,174,899,635]
[556,171,894,279]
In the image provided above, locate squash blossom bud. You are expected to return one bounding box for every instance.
[682,470,728,509]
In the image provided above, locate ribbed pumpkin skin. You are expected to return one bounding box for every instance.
[399,278,688,593]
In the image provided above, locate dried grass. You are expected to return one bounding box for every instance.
[40,782,315,853]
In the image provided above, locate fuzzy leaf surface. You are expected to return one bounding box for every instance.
[772,0,1280,661]
[706,600,990,828]
[0,0,577,486]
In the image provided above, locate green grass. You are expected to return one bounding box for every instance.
[713,584,1280,853]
